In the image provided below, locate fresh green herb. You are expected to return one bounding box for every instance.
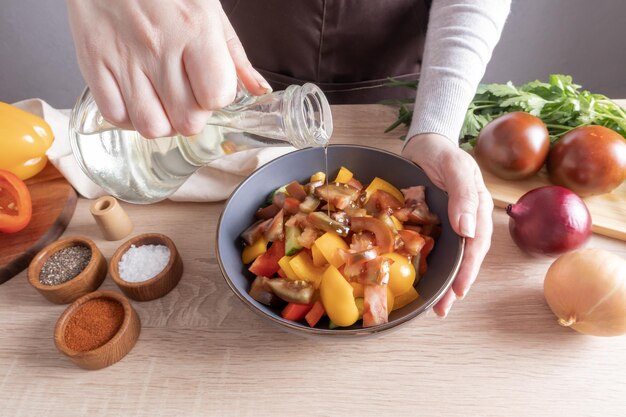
[384,74,626,147]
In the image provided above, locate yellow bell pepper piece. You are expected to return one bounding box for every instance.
[390,215,404,230]
[278,255,299,281]
[364,177,405,204]
[355,297,364,319]
[0,103,54,180]
[387,286,395,312]
[313,232,348,268]
[311,243,328,267]
[241,236,268,264]
[333,166,353,184]
[289,250,325,288]
[310,171,326,183]
[393,287,419,311]
[320,265,359,327]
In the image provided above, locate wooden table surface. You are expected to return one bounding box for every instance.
[1,105,625,417]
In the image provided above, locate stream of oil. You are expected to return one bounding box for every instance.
[324,144,330,217]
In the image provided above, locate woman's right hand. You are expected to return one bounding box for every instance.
[67,0,271,138]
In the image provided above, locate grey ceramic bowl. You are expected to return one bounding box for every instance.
[216,145,463,337]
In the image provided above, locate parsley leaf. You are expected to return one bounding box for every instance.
[383,74,626,146]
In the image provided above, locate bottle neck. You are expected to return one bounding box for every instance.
[211,83,333,149]
[283,83,333,148]
[72,82,333,149]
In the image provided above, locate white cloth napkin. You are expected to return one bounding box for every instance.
[12,99,295,202]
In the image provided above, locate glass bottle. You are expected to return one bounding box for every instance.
[69,82,332,204]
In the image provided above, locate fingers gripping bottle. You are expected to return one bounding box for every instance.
[70,82,332,203]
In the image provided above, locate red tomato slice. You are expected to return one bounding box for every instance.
[419,235,435,276]
[283,197,301,214]
[0,169,32,233]
[249,240,285,277]
[350,217,394,254]
[286,181,307,202]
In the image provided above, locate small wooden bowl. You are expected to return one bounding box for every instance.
[109,233,183,301]
[54,290,141,370]
[28,236,107,304]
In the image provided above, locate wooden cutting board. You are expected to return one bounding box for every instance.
[0,163,77,284]
[484,98,626,242]
[482,163,626,242]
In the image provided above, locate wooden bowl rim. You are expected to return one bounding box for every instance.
[28,236,103,292]
[54,290,135,357]
[109,233,178,289]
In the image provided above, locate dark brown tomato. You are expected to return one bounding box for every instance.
[547,125,626,196]
[474,112,550,180]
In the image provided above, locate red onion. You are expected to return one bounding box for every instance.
[506,186,592,256]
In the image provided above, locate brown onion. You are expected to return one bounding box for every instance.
[506,186,592,256]
[544,249,626,336]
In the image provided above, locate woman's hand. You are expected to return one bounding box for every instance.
[402,133,494,317]
[67,0,270,138]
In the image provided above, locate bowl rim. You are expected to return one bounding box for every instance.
[216,144,464,336]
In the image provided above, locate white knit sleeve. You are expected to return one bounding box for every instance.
[407,0,511,144]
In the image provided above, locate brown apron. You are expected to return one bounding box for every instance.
[221,0,430,104]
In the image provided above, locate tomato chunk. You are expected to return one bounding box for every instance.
[363,284,389,327]
[249,240,285,277]
[418,235,435,277]
[0,169,32,234]
[283,197,301,214]
[286,181,307,202]
[350,216,394,254]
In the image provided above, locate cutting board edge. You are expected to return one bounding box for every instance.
[0,187,78,285]
[492,196,626,242]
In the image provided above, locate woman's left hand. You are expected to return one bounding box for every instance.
[402,133,494,317]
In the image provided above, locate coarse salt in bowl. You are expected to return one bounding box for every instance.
[118,244,171,283]
[110,233,184,301]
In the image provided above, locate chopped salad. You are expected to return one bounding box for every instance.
[240,167,440,329]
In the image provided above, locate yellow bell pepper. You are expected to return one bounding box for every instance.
[278,255,299,281]
[333,166,353,184]
[313,232,348,268]
[289,250,325,288]
[311,243,327,267]
[320,265,359,327]
[355,297,364,319]
[364,177,405,204]
[310,171,326,183]
[393,287,419,311]
[0,103,54,180]
[387,286,395,312]
[242,236,268,264]
[390,215,404,231]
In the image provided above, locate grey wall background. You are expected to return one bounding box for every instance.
[1,0,625,108]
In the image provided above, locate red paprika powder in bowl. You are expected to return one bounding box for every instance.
[54,290,141,370]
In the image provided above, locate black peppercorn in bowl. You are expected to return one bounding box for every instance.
[28,236,108,304]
